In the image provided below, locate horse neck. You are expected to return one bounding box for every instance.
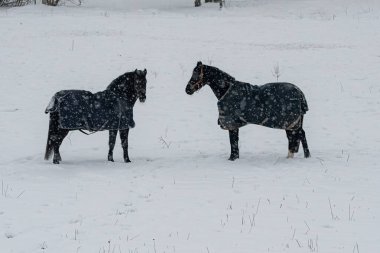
[204,66,234,100]
[107,73,136,101]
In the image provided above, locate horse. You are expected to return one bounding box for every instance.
[185,61,310,160]
[44,69,147,164]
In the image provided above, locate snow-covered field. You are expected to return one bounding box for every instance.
[1,0,380,252]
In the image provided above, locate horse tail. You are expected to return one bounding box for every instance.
[299,90,309,114]
[44,112,57,160]
[301,97,308,113]
[45,94,58,114]
[290,83,309,114]
[44,94,58,160]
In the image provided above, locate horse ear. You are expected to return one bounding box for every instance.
[134,69,137,73]
[197,61,202,67]
[143,69,147,75]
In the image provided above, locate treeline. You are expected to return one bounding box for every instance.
[0,0,81,7]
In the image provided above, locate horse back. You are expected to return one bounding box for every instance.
[45,89,135,131]
[217,82,308,130]
[260,82,308,113]
[45,90,92,114]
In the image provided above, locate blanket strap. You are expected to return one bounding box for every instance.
[285,116,302,130]
[79,129,97,135]
[78,119,111,135]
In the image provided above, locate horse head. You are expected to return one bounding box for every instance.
[134,69,147,103]
[186,61,206,95]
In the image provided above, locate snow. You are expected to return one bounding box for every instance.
[1,0,380,252]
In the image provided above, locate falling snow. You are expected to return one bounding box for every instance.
[1,1,380,253]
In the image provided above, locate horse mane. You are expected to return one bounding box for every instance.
[203,65,236,83]
[106,72,135,93]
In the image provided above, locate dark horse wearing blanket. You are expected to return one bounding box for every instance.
[186,61,310,160]
[44,69,147,164]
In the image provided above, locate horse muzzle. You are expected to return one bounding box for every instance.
[185,83,195,95]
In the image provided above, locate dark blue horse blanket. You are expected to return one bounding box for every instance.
[45,90,135,131]
[217,82,308,130]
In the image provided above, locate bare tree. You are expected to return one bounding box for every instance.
[0,0,34,7]
[204,0,224,8]
[42,0,60,6]
[42,0,81,6]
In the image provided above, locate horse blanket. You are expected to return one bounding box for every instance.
[217,82,308,130]
[45,90,135,131]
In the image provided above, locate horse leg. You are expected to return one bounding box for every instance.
[300,129,311,158]
[45,112,68,164]
[45,113,58,161]
[52,129,69,164]
[286,129,300,158]
[108,130,118,162]
[228,129,239,161]
[119,129,131,163]
[296,116,311,158]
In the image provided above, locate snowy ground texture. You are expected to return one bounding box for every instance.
[1,0,380,252]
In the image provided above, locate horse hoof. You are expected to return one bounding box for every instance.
[53,160,60,164]
[304,152,311,158]
[124,159,131,163]
[228,155,239,161]
[287,151,294,159]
